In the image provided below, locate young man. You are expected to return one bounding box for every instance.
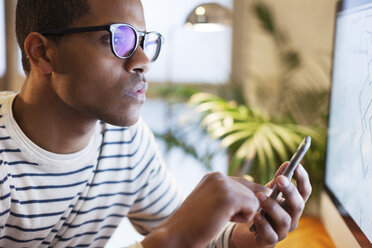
[0,0,312,247]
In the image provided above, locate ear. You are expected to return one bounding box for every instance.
[24,32,55,74]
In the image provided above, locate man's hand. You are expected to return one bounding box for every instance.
[229,162,312,248]
[142,172,267,248]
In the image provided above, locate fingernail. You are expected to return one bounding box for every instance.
[278,176,289,188]
[255,213,263,221]
[256,192,266,202]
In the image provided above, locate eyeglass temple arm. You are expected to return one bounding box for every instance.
[39,25,111,35]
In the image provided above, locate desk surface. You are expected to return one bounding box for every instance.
[276,217,336,248]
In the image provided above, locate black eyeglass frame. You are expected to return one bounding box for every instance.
[39,23,164,62]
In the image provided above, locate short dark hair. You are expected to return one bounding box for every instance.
[16,0,90,72]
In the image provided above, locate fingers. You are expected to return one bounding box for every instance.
[253,213,279,245]
[274,162,290,177]
[238,163,311,246]
[265,161,290,188]
[294,164,312,201]
[232,177,272,195]
[275,174,306,231]
[200,173,260,224]
[230,182,261,223]
[255,192,291,241]
[253,163,311,243]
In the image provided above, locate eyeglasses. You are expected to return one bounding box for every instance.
[39,23,164,62]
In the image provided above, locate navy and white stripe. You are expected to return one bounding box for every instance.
[0,92,234,248]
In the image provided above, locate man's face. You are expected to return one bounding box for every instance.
[51,0,151,126]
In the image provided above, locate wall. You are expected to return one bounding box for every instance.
[232,0,338,110]
[2,0,23,91]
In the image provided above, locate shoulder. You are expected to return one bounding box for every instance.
[0,92,17,123]
[0,92,17,98]
[0,92,18,141]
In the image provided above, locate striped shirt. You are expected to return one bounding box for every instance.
[0,92,234,248]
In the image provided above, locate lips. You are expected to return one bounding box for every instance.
[124,82,148,102]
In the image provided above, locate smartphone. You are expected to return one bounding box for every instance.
[249,136,311,232]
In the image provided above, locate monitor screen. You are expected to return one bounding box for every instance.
[325,0,372,246]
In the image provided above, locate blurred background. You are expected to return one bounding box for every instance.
[1,0,338,246]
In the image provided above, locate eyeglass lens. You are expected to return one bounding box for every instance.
[144,33,161,62]
[112,25,161,61]
[113,25,136,58]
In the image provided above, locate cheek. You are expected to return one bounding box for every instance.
[53,62,117,113]
[56,45,123,94]
[55,36,122,81]
[52,39,142,125]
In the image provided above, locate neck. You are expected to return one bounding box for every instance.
[13,75,98,154]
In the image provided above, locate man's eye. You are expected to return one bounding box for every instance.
[101,35,110,44]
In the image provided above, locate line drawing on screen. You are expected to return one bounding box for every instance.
[359,72,372,178]
[355,15,372,179]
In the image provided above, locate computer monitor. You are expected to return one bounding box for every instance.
[322,0,372,247]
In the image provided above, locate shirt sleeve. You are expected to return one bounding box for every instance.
[205,222,236,248]
[127,120,236,248]
[0,162,11,235]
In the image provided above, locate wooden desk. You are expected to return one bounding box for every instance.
[276,217,336,248]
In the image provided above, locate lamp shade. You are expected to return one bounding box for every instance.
[185,3,232,31]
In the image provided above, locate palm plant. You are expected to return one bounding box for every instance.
[188,92,321,184]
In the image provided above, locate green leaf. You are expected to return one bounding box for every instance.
[270,125,302,151]
[225,122,262,132]
[189,92,221,104]
[262,124,289,161]
[200,112,234,127]
[236,137,257,160]
[220,130,255,148]
[257,129,276,171]
[194,101,229,113]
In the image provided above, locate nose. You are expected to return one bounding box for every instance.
[124,46,151,74]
